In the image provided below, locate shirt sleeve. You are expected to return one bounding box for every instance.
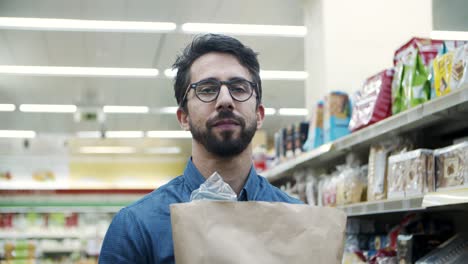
[99,208,150,263]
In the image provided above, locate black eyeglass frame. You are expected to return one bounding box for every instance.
[179,78,258,108]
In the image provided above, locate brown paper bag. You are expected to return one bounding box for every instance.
[170,201,347,264]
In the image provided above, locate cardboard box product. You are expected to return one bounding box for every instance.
[323,92,351,143]
[435,142,468,190]
[171,201,347,264]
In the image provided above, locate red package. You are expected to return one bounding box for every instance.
[394,37,444,66]
[349,69,394,132]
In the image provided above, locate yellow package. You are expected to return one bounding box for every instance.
[433,51,454,97]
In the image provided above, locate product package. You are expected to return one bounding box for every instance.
[303,101,324,151]
[435,142,468,191]
[450,44,468,90]
[432,50,454,97]
[171,201,347,264]
[392,38,444,114]
[294,122,309,155]
[349,69,394,132]
[367,144,392,201]
[387,149,434,198]
[336,165,367,205]
[285,124,295,159]
[323,91,351,143]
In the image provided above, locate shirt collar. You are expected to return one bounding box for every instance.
[183,157,260,201]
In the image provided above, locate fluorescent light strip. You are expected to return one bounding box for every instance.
[278,108,308,116]
[431,30,468,41]
[264,108,276,115]
[0,17,176,33]
[146,147,181,154]
[0,104,15,111]
[20,104,77,113]
[158,107,179,114]
[105,131,144,138]
[103,105,149,114]
[76,131,102,138]
[164,69,177,78]
[79,146,136,154]
[147,131,192,138]
[260,70,308,80]
[182,23,307,37]
[0,130,36,138]
[0,66,159,77]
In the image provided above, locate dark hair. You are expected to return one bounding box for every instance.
[172,34,262,110]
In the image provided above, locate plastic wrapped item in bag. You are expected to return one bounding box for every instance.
[190,172,237,201]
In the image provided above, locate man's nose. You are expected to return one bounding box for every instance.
[215,85,234,111]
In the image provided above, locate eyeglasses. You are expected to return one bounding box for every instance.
[179,78,257,107]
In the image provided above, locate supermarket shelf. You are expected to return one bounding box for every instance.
[423,188,468,208]
[42,247,82,253]
[0,230,102,239]
[0,205,124,213]
[264,86,468,182]
[336,189,468,217]
[336,196,425,217]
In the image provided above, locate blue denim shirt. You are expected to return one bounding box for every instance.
[99,158,302,264]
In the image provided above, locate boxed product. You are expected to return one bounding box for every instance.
[387,149,434,199]
[303,101,324,151]
[294,122,309,155]
[349,69,394,132]
[450,44,468,90]
[285,125,295,159]
[435,142,468,190]
[367,144,391,201]
[323,91,351,143]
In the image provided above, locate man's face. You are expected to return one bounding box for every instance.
[180,52,264,157]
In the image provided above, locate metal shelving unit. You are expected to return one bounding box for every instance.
[263,86,468,182]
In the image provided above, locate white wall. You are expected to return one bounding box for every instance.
[304,0,433,112]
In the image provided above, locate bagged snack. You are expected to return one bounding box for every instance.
[393,38,443,114]
[435,142,468,190]
[367,144,391,201]
[433,51,454,97]
[303,101,324,151]
[336,165,367,205]
[323,91,351,143]
[171,201,347,264]
[394,38,444,67]
[349,69,394,131]
[450,44,468,90]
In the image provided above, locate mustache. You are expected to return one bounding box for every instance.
[206,110,245,128]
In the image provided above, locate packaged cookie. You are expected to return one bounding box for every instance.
[450,44,468,90]
[367,144,390,201]
[403,149,434,197]
[435,142,468,190]
[388,154,409,199]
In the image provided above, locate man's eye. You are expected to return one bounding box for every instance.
[198,85,218,94]
[230,86,247,93]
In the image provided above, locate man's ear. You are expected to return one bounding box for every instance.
[256,104,265,129]
[177,107,190,130]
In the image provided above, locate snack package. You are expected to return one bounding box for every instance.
[393,38,444,67]
[392,38,444,114]
[323,91,351,143]
[450,44,468,90]
[349,69,394,132]
[433,50,454,97]
[336,165,367,205]
[322,174,338,207]
[387,149,434,198]
[303,101,324,151]
[435,142,468,190]
[367,144,392,201]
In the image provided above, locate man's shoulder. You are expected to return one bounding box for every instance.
[123,175,188,217]
[256,174,303,204]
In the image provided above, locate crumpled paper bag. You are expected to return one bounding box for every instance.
[171,201,347,264]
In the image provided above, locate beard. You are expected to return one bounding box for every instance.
[189,110,257,158]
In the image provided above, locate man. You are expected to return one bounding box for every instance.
[99,34,301,264]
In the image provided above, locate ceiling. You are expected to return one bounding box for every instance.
[0,0,308,157]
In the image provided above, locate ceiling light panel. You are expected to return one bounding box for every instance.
[147,131,192,138]
[19,104,77,113]
[103,106,149,114]
[0,17,176,33]
[0,66,159,78]
[0,104,15,112]
[182,23,307,37]
[0,130,36,138]
[105,131,144,138]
